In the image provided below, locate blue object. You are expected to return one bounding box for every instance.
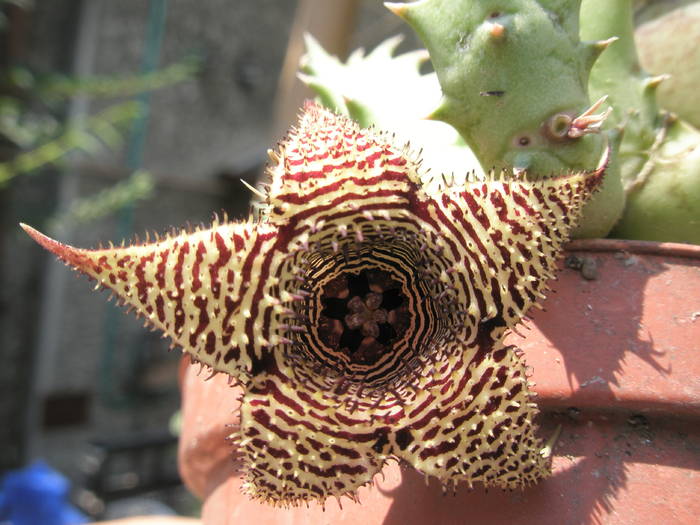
[0,461,88,525]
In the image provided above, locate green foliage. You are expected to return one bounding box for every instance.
[11,55,200,103]
[0,96,59,148]
[0,1,198,186]
[1,0,198,226]
[0,101,142,185]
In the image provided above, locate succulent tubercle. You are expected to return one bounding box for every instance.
[22,104,609,507]
[635,1,700,130]
[385,0,625,238]
[582,0,700,243]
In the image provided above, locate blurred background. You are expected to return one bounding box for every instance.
[0,0,422,521]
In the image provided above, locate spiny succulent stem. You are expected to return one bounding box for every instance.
[582,0,639,73]
[387,0,624,238]
[583,0,700,243]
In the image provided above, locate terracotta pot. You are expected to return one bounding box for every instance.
[177,239,700,525]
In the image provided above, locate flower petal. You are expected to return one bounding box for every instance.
[20,220,281,384]
[263,101,426,227]
[388,339,547,489]
[431,152,608,339]
[235,371,387,507]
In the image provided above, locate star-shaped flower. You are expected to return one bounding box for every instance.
[22,103,607,507]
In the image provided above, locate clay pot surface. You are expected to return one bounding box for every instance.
[178,240,700,525]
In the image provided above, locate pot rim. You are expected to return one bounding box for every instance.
[565,237,700,259]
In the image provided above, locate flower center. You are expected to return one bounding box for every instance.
[317,269,409,366]
[291,234,452,388]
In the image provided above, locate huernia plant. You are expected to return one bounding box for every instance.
[582,0,700,243]
[23,103,609,506]
[302,0,700,244]
[635,1,700,130]
[303,0,625,239]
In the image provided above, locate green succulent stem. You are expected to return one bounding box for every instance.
[582,0,700,243]
[389,0,625,237]
[393,0,597,172]
[582,0,660,141]
[636,2,700,129]
[584,0,638,71]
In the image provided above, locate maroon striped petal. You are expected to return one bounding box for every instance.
[22,103,608,507]
[22,219,277,383]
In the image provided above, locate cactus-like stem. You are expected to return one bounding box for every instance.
[582,0,659,155]
[387,0,625,238]
[389,0,602,173]
[636,2,700,129]
[582,0,700,243]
